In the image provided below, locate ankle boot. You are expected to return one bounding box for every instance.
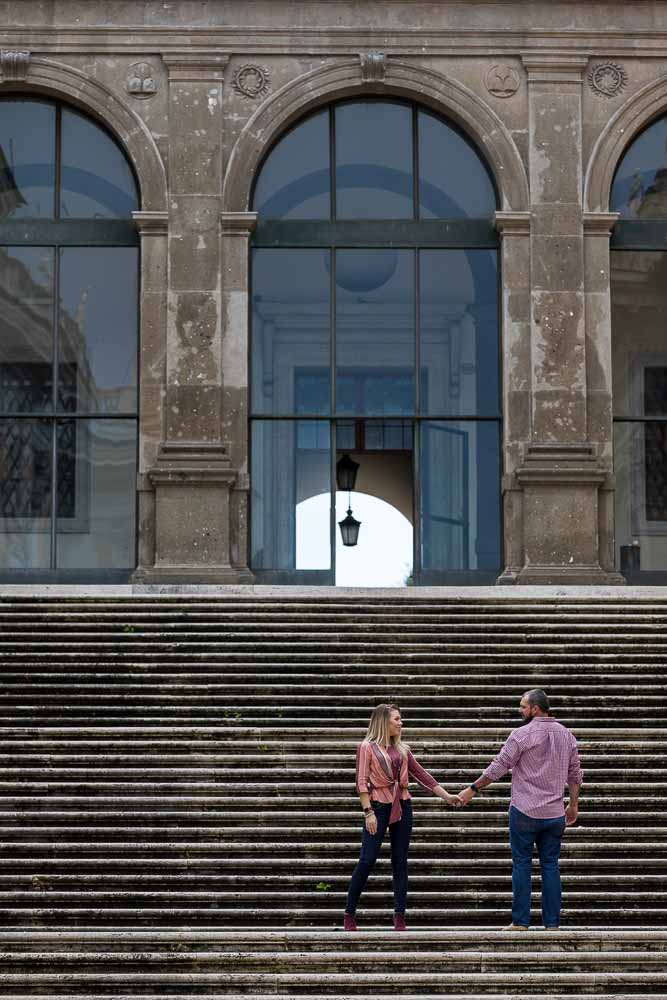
[343,913,358,931]
[393,913,407,931]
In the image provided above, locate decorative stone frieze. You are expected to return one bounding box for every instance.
[0,50,30,80]
[485,64,521,98]
[360,51,386,83]
[127,61,158,98]
[587,61,627,98]
[233,64,270,99]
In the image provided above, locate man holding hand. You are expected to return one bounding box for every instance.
[458,689,582,930]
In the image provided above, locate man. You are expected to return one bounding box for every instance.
[458,689,582,930]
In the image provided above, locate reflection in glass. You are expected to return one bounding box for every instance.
[420,421,500,574]
[60,109,138,219]
[252,249,330,416]
[0,101,55,219]
[55,419,136,569]
[0,247,55,413]
[336,249,414,415]
[58,248,138,413]
[420,250,499,416]
[251,420,330,572]
[614,422,667,574]
[253,111,330,219]
[335,102,413,219]
[0,418,52,569]
[418,111,497,219]
[611,116,667,219]
[611,252,667,417]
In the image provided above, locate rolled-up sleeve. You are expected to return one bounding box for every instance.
[407,750,438,791]
[356,742,371,795]
[482,735,521,782]
[568,739,584,786]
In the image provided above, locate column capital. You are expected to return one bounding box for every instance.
[521,53,588,85]
[220,211,258,236]
[162,52,229,82]
[494,210,531,237]
[583,211,620,236]
[132,210,169,236]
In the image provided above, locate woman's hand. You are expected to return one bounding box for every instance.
[365,811,378,835]
[443,791,463,808]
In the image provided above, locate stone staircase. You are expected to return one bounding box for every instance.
[0,591,665,998]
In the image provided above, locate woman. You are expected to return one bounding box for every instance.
[344,703,461,930]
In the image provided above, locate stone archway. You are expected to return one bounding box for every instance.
[223,58,529,213]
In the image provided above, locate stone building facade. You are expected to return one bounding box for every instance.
[2,1,667,586]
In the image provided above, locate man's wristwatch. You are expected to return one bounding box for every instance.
[468,784,478,793]
[363,807,374,816]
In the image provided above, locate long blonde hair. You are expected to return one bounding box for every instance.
[365,703,408,758]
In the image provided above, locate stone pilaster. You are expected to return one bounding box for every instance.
[135,51,252,583]
[508,55,623,584]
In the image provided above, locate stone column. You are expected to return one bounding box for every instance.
[132,210,168,579]
[135,51,252,583]
[495,211,531,583]
[584,212,621,576]
[509,55,623,584]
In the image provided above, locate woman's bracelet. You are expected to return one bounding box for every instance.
[363,807,374,816]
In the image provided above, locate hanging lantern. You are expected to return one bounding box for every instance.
[336,453,360,492]
[339,507,361,547]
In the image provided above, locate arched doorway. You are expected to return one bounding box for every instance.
[249,98,501,584]
[0,97,140,581]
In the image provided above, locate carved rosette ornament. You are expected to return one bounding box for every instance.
[127,62,158,99]
[0,50,30,81]
[360,51,387,84]
[587,62,628,98]
[485,64,521,98]
[233,64,270,100]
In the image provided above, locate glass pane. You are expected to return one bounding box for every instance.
[251,419,331,571]
[251,249,330,416]
[58,248,138,413]
[614,421,667,574]
[0,100,55,218]
[0,418,52,569]
[55,418,136,569]
[0,247,55,413]
[253,111,330,219]
[419,111,497,219]
[420,421,500,573]
[335,249,414,415]
[611,116,667,219]
[611,252,667,417]
[60,109,138,219]
[420,250,499,416]
[335,102,413,219]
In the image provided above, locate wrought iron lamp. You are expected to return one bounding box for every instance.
[336,453,361,546]
[338,507,361,547]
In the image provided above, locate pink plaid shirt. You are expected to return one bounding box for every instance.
[482,716,583,819]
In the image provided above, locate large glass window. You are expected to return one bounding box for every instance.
[0,98,139,579]
[250,100,500,584]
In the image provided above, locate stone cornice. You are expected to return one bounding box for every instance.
[162,51,229,82]
[132,210,169,236]
[583,211,620,236]
[521,53,589,85]
[220,211,258,236]
[6,26,667,56]
[494,210,531,237]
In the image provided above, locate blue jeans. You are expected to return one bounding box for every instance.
[345,799,413,916]
[509,805,566,928]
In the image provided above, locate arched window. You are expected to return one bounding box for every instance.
[249,99,501,585]
[0,98,139,580]
[611,114,667,581]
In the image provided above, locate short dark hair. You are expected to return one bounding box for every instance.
[524,689,550,713]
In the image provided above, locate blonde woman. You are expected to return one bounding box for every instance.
[344,703,461,930]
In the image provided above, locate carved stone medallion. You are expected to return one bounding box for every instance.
[485,64,521,98]
[127,62,158,99]
[587,62,628,98]
[233,64,270,100]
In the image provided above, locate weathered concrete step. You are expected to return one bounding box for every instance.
[9,648,667,661]
[7,665,664,679]
[1,994,662,1000]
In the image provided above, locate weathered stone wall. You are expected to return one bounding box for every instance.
[3,0,667,583]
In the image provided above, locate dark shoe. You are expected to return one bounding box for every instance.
[393,913,407,931]
[343,913,358,931]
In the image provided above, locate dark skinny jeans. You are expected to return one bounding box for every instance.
[345,798,413,916]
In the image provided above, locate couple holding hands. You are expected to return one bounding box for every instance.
[344,693,583,932]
